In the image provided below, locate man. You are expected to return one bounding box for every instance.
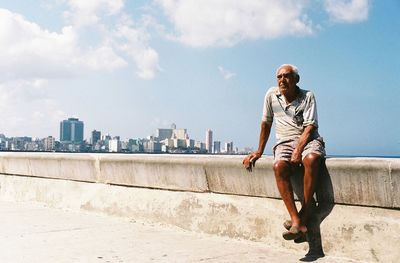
[243,64,325,241]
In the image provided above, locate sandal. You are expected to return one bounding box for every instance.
[294,233,307,243]
[283,221,307,243]
[282,226,307,241]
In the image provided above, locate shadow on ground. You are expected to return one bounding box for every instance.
[291,158,335,262]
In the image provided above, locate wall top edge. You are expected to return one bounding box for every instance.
[0,152,398,164]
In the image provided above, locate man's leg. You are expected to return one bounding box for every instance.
[301,153,322,225]
[273,161,305,232]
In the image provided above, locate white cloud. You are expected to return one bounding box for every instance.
[62,0,162,80]
[0,79,66,137]
[324,0,370,23]
[218,66,236,80]
[64,0,124,27]
[155,0,313,47]
[113,15,162,80]
[0,3,162,81]
[0,9,126,81]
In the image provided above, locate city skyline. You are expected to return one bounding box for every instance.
[1,117,236,154]
[0,1,399,156]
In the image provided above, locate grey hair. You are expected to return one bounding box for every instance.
[276,64,300,77]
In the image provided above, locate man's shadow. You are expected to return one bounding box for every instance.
[291,158,335,262]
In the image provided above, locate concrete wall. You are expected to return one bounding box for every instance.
[0,152,399,262]
[0,153,398,208]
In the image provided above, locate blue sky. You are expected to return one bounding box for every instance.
[0,0,399,156]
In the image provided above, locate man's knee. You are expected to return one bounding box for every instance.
[273,160,291,176]
[303,153,322,169]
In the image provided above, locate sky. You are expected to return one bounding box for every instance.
[0,0,399,156]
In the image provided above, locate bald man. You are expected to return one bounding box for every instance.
[243,64,325,241]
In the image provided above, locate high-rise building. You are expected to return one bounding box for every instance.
[195,141,206,151]
[101,134,112,141]
[205,129,213,153]
[172,128,187,140]
[156,124,188,141]
[213,141,221,153]
[225,141,233,154]
[173,138,186,148]
[91,130,101,145]
[60,118,84,143]
[43,136,55,151]
[156,128,173,141]
[144,140,162,153]
[186,139,195,148]
[109,138,121,152]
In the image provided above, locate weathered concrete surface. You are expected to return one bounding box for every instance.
[204,157,280,198]
[98,155,209,192]
[1,174,399,262]
[390,160,400,207]
[326,158,400,207]
[0,153,98,182]
[0,200,361,263]
[0,153,398,208]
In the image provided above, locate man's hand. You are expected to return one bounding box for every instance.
[290,148,302,166]
[242,152,261,172]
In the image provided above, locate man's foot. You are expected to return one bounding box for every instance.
[283,220,292,230]
[283,207,305,230]
[283,220,308,243]
[282,225,307,240]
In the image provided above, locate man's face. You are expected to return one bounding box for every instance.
[276,66,298,93]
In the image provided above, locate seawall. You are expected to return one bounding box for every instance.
[0,153,398,262]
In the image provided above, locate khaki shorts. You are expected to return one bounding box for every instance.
[273,137,325,163]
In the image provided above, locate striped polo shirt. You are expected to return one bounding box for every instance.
[262,86,320,143]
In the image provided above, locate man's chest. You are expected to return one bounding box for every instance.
[273,94,306,118]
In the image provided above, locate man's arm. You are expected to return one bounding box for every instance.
[290,125,315,165]
[243,121,272,171]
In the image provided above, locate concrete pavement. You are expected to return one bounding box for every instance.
[0,201,362,263]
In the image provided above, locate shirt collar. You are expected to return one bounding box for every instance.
[274,87,281,96]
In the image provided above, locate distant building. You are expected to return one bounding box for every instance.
[43,136,55,151]
[144,140,162,153]
[162,138,174,148]
[195,141,206,151]
[10,137,31,151]
[186,139,195,149]
[109,138,121,152]
[242,147,254,154]
[173,138,186,148]
[213,141,221,153]
[172,129,187,140]
[25,141,38,151]
[0,136,6,150]
[91,130,101,145]
[156,124,188,142]
[156,129,174,141]
[128,139,142,152]
[60,118,84,143]
[206,129,213,153]
[225,141,233,154]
